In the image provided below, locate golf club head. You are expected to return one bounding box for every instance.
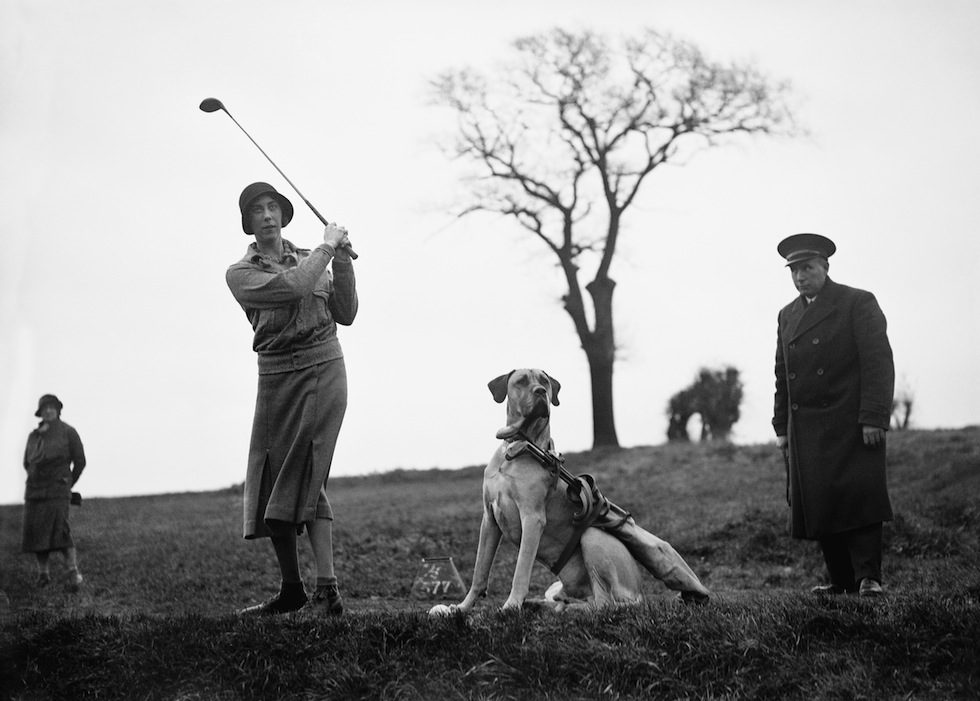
[199,97,225,113]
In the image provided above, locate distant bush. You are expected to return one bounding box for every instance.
[667,366,743,442]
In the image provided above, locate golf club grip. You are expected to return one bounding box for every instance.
[305,199,359,260]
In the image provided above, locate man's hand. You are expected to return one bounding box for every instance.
[776,435,788,451]
[862,425,886,448]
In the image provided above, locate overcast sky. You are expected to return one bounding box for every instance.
[2,0,978,503]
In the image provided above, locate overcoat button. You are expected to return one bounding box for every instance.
[791,404,799,410]
[789,373,796,379]
[789,343,796,349]
[817,369,824,375]
[812,338,820,344]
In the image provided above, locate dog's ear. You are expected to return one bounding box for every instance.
[488,371,514,403]
[546,373,561,406]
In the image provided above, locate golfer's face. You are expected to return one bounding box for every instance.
[789,259,828,298]
[249,195,282,241]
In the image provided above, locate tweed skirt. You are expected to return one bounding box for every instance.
[243,357,347,539]
[22,498,73,553]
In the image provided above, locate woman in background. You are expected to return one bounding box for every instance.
[22,394,86,591]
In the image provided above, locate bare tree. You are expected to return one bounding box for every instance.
[891,389,914,431]
[432,28,799,447]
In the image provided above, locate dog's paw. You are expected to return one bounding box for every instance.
[544,581,565,602]
[428,604,456,617]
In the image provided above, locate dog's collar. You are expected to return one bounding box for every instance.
[503,428,564,476]
[504,438,563,476]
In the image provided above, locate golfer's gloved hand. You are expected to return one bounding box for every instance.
[322,223,350,259]
[334,234,352,261]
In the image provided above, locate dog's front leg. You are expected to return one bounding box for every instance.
[457,510,503,612]
[502,509,546,610]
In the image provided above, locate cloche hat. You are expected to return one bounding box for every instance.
[35,394,63,417]
[239,182,294,235]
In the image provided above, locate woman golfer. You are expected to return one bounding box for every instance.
[226,181,357,616]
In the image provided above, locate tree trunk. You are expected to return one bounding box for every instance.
[586,353,619,446]
[584,276,619,447]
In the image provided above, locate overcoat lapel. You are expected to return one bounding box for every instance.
[783,298,807,340]
[787,278,840,341]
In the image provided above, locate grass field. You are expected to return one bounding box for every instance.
[1,428,978,700]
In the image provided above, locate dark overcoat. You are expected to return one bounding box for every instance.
[773,277,895,539]
[22,419,86,553]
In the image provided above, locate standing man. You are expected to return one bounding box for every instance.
[772,233,895,597]
[227,182,357,616]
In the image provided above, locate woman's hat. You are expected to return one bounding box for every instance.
[777,233,836,266]
[35,394,63,417]
[239,182,294,235]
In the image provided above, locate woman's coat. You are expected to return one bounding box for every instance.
[22,419,86,552]
[773,277,895,539]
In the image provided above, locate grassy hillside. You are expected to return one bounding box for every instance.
[1,428,977,699]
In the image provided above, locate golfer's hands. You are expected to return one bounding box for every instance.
[322,223,352,260]
[862,425,886,449]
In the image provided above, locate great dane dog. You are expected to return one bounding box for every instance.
[441,369,710,614]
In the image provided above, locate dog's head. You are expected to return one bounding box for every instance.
[488,369,561,440]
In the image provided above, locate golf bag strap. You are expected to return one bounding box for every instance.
[549,475,599,574]
[549,474,631,575]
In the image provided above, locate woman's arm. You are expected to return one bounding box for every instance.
[68,426,86,486]
[328,259,358,325]
[226,245,335,308]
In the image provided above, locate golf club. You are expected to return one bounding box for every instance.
[199,97,358,259]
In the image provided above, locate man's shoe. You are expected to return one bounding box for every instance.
[305,583,344,615]
[859,578,883,597]
[810,584,847,595]
[37,572,51,588]
[239,585,308,616]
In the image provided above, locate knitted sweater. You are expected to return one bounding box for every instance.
[226,239,358,375]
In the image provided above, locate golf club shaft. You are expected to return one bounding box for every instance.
[215,104,358,259]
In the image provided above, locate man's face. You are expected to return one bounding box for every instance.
[789,258,828,298]
[248,194,282,242]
